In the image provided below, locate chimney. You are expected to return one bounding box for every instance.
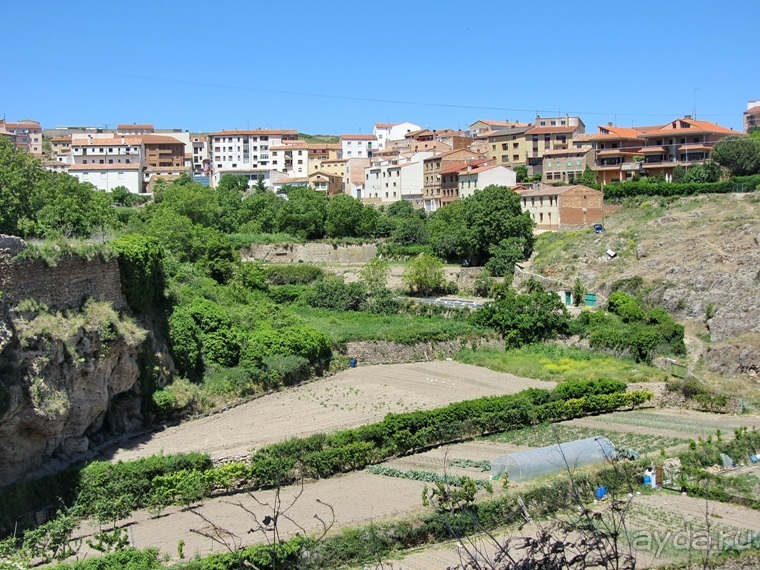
[684,114,692,120]
[607,122,613,127]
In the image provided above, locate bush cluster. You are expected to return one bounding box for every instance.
[571,292,685,363]
[111,234,166,313]
[264,264,324,285]
[602,174,760,200]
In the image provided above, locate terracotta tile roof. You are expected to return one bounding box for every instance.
[321,159,348,164]
[3,120,41,129]
[638,146,667,154]
[141,135,184,145]
[374,123,400,128]
[72,136,143,146]
[525,125,578,135]
[209,129,298,136]
[596,149,641,157]
[275,177,309,183]
[572,133,596,142]
[590,126,646,141]
[340,134,377,140]
[643,118,739,137]
[50,135,72,142]
[475,120,530,128]
[679,144,713,151]
[305,143,341,150]
[745,106,760,115]
[520,184,598,198]
[439,158,491,175]
[146,166,188,172]
[117,124,154,130]
[70,163,141,171]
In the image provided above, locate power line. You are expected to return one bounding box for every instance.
[0,58,743,120]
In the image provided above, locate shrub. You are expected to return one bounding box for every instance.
[305,278,365,311]
[265,264,324,285]
[111,234,165,313]
[402,253,446,296]
[263,354,311,385]
[151,389,177,416]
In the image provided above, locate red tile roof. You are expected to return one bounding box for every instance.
[643,118,738,137]
[141,135,184,145]
[72,136,143,146]
[744,106,760,115]
[117,124,154,130]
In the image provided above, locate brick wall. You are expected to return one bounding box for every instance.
[0,254,127,311]
[558,186,605,228]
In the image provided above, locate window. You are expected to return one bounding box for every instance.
[576,160,581,166]
[513,142,519,149]
[118,172,124,179]
[568,160,572,167]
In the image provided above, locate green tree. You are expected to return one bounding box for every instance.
[402,253,446,296]
[276,186,327,238]
[484,237,527,277]
[572,277,586,307]
[359,257,391,291]
[472,284,570,347]
[325,194,366,237]
[711,135,760,176]
[514,164,528,182]
[238,189,284,233]
[391,216,428,245]
[216,174,249,232]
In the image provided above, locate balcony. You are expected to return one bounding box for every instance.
[620,162,643,171]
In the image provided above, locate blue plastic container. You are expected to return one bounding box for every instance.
[595,486,607,500]
[349,358,357,368]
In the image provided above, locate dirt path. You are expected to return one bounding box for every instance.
[103,362,555,463]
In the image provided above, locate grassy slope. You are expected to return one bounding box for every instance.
[525,193,760,396]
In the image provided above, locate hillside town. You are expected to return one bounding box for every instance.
[1,99,756,225]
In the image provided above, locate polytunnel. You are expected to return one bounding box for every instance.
[490,436,616,483]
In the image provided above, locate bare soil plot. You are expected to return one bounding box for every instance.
[105,361,554,463]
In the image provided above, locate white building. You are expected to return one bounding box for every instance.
[459,164,517,199]
[373,122,421,150]
[191,134,210,175]
[339,134,377,159]
[70,136,144,167]
[209,129,298,187]
[69,163,143,193]
[364,151,431,205]
[270,140,309,177]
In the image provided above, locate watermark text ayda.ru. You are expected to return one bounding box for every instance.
[632,525,760,557]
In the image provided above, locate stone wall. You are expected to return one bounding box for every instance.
[0,253,126,311]
[242,243,378,264]
[342,337,505,365]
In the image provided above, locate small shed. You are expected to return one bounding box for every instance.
[491,436,616,482]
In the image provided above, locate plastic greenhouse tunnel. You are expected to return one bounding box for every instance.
[490,436,616,482]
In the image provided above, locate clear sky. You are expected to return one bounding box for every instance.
[1,0,756,134]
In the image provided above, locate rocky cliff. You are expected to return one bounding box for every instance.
[526,193,760,379]
[0,298,150,486]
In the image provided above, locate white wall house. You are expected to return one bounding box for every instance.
[69,163,143,193]
[459,164,517,199]
[270,140,309,177]
[71,136,144,167]
[363,151,431,204]
[209,129,298,187]
[339,134,377,159]
[373,122,421,150]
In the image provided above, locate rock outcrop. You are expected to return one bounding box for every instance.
[0,298,148,487]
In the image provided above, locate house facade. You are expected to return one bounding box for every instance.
[524,116,585,175]
[422,149,483,212]
[458,164,517,199]
[339,134,377,159]
[373,122,421,150]
[0,120,43,156]
[209,129,298,187]
[69,163,143,193]
[745,100,760,133]
[518,184,604,231]
[542,147,594,183]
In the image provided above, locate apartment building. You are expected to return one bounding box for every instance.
[467,119,530,138]
[339,134,377,159]
[271,140,309,176]
[745,100,760,133]
[422,149,483,212]
[483,126,532,167]
[69,163,143,193]
[523,116,585,175]
[344,157,370,199]
[50,134,72,162]
[191,134,210,175]
[209,129,298,187]
[517,184,603,231]
[636,117,740,181]
[142,135,185,169]
[364,152,432,205]
[542,147,594,183]
[589,117,739,184]
[373,122,421,150]
[306,143,341,174]
[0,120,43,155]
[458,163,517,199]
[70,136,144,166]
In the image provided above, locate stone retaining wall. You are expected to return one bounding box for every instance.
[242,243,377,264]
[342,337,506,365]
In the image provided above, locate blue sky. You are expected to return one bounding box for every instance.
[1,0,756,134]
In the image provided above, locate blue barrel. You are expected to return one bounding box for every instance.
[595,486,607,500]
[643,474,651,487]
[349,358,357,368]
